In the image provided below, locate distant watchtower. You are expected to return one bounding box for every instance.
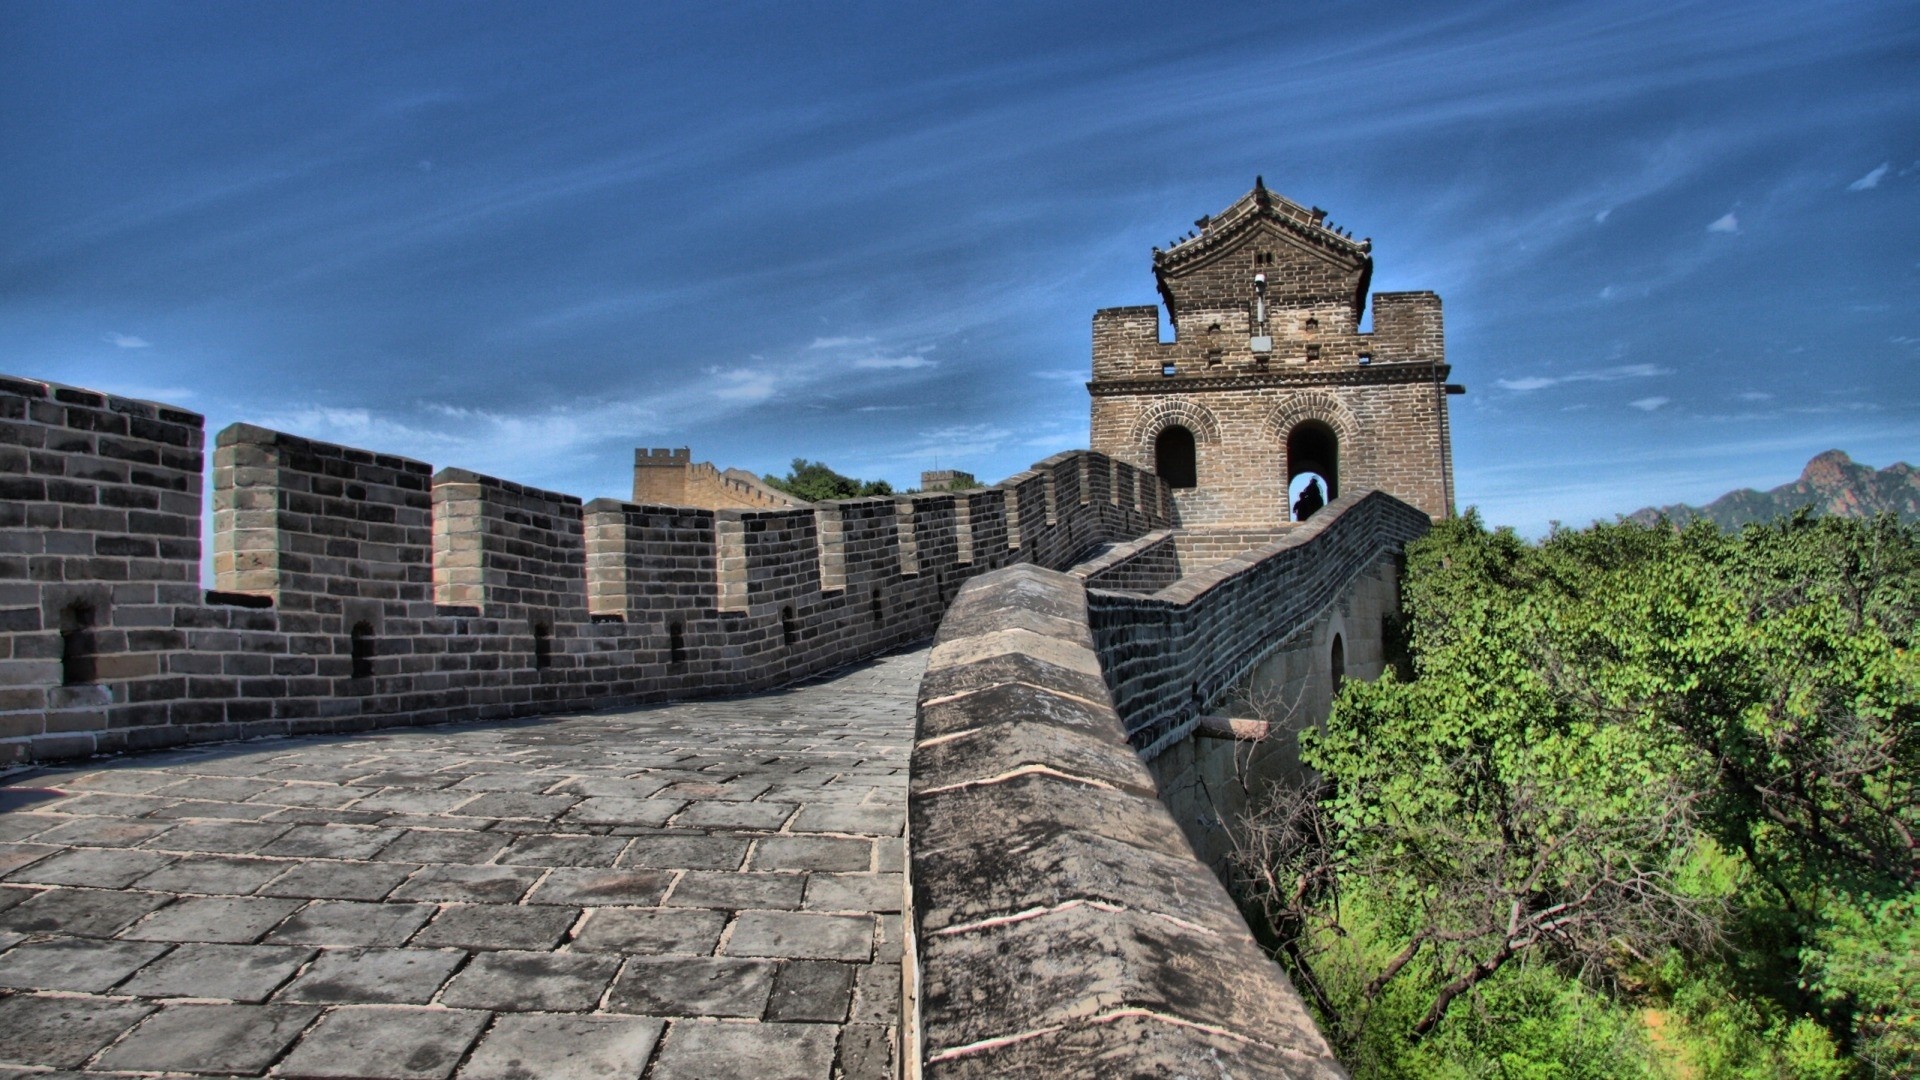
[1089,179,1461,525]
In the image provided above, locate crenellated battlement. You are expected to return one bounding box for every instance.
[0,374,1171,765]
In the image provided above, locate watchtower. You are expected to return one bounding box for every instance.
[1089,179,1461,525]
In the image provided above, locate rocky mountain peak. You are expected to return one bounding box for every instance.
[1626,451,1918,530]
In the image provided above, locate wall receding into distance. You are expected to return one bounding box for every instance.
[0,374,1172,767]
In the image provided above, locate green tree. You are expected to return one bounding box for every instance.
[761,459,894,502]
[1233,511,1919,1076]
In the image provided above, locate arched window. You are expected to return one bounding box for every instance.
[350,621,375,681]
[1287,420,1339,520]
[1330,633,1346,696]
[60,602,97,686]
[532,621,553,671]
[1155,425,1198,489]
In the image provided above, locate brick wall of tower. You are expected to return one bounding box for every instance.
[1091,379,1454,525]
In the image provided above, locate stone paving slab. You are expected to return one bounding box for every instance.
[0,646,921,1078]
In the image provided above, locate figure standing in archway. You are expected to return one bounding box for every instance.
[1293,477,1325,521]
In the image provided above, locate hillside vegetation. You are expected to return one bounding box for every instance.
[1235,511,1918,1078]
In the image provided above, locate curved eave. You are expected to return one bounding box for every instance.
[1153,201,1373,324]
[1155,202,1370,276]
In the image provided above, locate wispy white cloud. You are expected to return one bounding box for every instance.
[1707,212,1740,233]
[1030,369,1088,382]
[809,335,875,350]
[252,405,464,461]
[104,333,150,349]
[1593,208,1611,224]
[249,395,663,493]
[1630,396,1670,411]
[1495,363,1669,392]
[852,354,937,370]
[872,423,1018,466]
[708,367,781,402]
[1736,390,1773,401]
[1847,162,1890,191]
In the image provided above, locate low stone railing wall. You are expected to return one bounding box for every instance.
[906,564,1346,1078]
[905,490,1431,1076]
[1173,526,1295,572]
[1090,490,1431,752]
[1067,529,1179,593]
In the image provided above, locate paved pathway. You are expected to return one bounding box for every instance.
[0,647,923,1080]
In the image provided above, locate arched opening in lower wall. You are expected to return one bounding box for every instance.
[1286,420,1338,520]
[1155,425,1197,489]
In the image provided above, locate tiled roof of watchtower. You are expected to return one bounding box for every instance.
[1153,177,1372,272]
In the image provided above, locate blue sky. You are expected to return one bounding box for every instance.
[3,0,1915,533]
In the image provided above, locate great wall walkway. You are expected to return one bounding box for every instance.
[0,647,921,1080]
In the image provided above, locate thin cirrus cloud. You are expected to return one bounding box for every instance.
[708,367,782,402]
[1847,162,1890,190]
[1495,364,1670,392]
[0,1,1912,539]
[244,394,666,494]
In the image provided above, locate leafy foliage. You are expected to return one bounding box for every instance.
[761,458,894,502]
[1232,510,1919,1077]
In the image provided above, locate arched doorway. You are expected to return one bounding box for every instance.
[1155,425,1197,489]
[1287,420,1337,520]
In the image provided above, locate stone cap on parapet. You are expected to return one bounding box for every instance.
[582,496,718,518]
[909,561,1348,1078]
[0,374,204,429]
[217,422,432,475]
[432,466,585,508]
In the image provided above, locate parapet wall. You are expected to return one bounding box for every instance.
[1089,490,1430,752]
[906,489,1427,1077]
[1068,530,1181,593]
[0,374,1170,766]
